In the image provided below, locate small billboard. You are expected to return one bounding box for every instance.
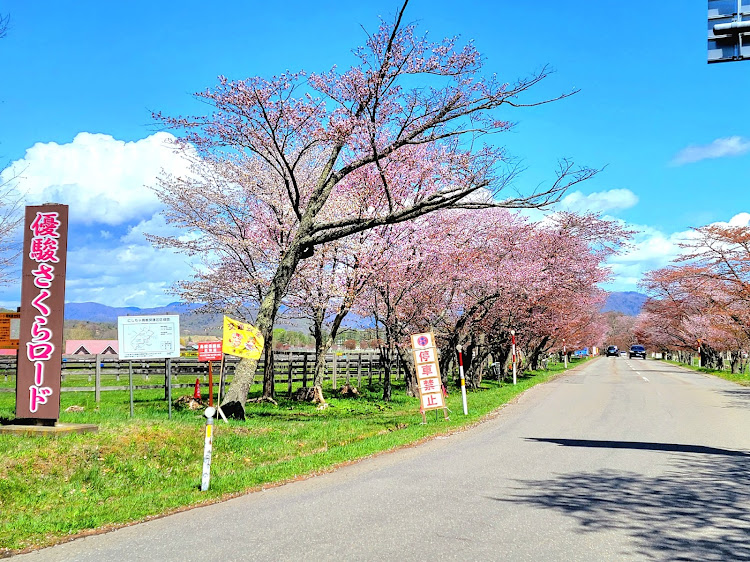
[117,315,181,360]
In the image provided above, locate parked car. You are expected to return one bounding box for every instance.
[606,345,619,357]
[620,350,627,356]
[629,344,647,359]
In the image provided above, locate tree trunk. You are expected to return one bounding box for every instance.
[220,235,305,419]
[381,346,392,401]
[398,346,418,397]
[467,344,490,389]
[220,356,260,419]
[263,341,275,399]
[528,336,550,371]
[311,309,330,388]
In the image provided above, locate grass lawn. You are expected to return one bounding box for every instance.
[0,358,586,554]
[665,359,750,386]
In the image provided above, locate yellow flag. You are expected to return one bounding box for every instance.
[222,316,264,360]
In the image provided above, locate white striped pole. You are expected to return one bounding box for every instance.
[456,345,468,415]
[201,406,216,491]
[511,329,517,385]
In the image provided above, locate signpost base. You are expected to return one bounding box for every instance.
[420,407,450,424]
[0,422,98,436]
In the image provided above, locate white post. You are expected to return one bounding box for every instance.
[456,345,468,415]
[563,340,568,369]
[129,361,134,418]
[201,407,216,491]
[511,330,517,385]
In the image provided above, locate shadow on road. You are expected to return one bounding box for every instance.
[719,388,750,410]
[494,441,750,560]
[525,438,750,457]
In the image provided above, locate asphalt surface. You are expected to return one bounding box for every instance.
[17,358,750,561]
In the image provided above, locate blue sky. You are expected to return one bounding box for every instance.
[0,0,748,308]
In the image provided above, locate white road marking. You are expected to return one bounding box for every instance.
[642,376,650,382]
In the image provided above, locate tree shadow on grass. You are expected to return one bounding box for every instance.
[495,439,750,560]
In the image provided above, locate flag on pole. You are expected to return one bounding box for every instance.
[222,316,264,359]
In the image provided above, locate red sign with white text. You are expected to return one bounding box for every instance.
[198,341,223,362]
[15,205,68,421]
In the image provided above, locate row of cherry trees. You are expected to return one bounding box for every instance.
[635,223,750,372]
[153,161,627,404]
[151,0,608,418]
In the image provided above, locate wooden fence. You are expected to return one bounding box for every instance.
[0,350,405,400]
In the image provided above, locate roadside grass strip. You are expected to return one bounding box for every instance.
[0,358,586,553]
[665,360,750,386]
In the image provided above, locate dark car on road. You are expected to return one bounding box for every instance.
[629,344,646,359]
[606,345,619,357]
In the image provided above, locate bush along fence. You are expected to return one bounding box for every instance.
[0,350,406,401]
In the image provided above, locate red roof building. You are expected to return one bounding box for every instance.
[64,340,119,355]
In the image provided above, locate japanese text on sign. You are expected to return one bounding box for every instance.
[198,341,223,362]
[26,212,62,413]
[15,205,68,421]
[117,315,181,360]
[0,313,20,349]
[410,331,445,415]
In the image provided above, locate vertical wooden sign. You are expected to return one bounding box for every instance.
[15,204,69,422]
[411,331,448,422]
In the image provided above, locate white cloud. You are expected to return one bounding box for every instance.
[0,132,193,225]
[558,188,638,214]
[61,237,195,307]
[726,212,750,227]
[671,136,750,166]
[603,211,750,292]
[0,131,204,308]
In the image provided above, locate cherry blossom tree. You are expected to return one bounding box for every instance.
[0,13,8,40]
[433,212,627,385]
[638,224,750,370]
[154,1,597,418]
[0,171,24,287]
[284,232,382,403]
[0,13,23,286]
[355,210,627,395]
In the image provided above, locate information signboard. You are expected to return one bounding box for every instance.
[198,341,223,362]
[117,315,181,360]
[0,312,20,349]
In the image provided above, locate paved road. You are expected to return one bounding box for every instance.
[18,358,750,561]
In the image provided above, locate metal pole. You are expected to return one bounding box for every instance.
[511,330,517,385]
[456,345,468,415]
[167,358,172,420]
[95,354,102,403]
[217,354,226,405]
[129,361,134,418]
[208,360,214,407]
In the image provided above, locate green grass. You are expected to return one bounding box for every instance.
[665,359,750,386]
[0,358,585,553]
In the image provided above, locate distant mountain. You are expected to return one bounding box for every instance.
[63,301,312,335]
[64,302,199,323]
[602,291,648,316]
